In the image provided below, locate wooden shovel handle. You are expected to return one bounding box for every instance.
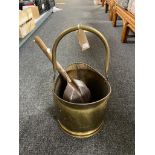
[34,36,52,62]
[34,36,72,83]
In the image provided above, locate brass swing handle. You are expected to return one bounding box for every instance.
[34,36,72,83]
[52,25,110,79]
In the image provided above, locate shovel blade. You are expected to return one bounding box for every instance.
[63,79,91,103]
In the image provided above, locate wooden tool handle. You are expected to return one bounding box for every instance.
[34,36,72,83]
[34,36,53,62]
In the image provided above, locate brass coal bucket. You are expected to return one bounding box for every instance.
[52,25,111,138]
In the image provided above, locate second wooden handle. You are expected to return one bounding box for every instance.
[34,36,72,83]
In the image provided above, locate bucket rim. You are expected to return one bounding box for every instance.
[53,63,112,106]
[53,83,111,106]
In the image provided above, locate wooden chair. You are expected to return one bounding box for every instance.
[101,0,105,6]
[112,1,135,43]
[109,0,116,20]
[103,0,115,21]
[101,0,110,13]
[106,0,110,13]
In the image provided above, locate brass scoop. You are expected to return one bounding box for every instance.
[34,36,91,103]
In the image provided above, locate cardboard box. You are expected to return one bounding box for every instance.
[31,6,40,20]
[23,6,40,20]
[19,8,35,38]
[19,19,35,38]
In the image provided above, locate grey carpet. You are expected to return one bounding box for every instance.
[19,0,135,154]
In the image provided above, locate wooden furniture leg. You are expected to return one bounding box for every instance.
[112,9,117,27]
[109,7,113,20]
[105,3,108,13]
[109,0,114,20]
[121,20,129,43]
[102,0,105,6]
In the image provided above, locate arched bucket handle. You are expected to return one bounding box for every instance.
[52,24,110,79]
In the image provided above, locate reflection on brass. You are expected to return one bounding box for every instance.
[52,25,111,138]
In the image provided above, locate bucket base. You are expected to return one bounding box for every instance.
[58,120,104,138]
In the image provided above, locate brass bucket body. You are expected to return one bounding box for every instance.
[52,25,111,138]
[54,63,111,138]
